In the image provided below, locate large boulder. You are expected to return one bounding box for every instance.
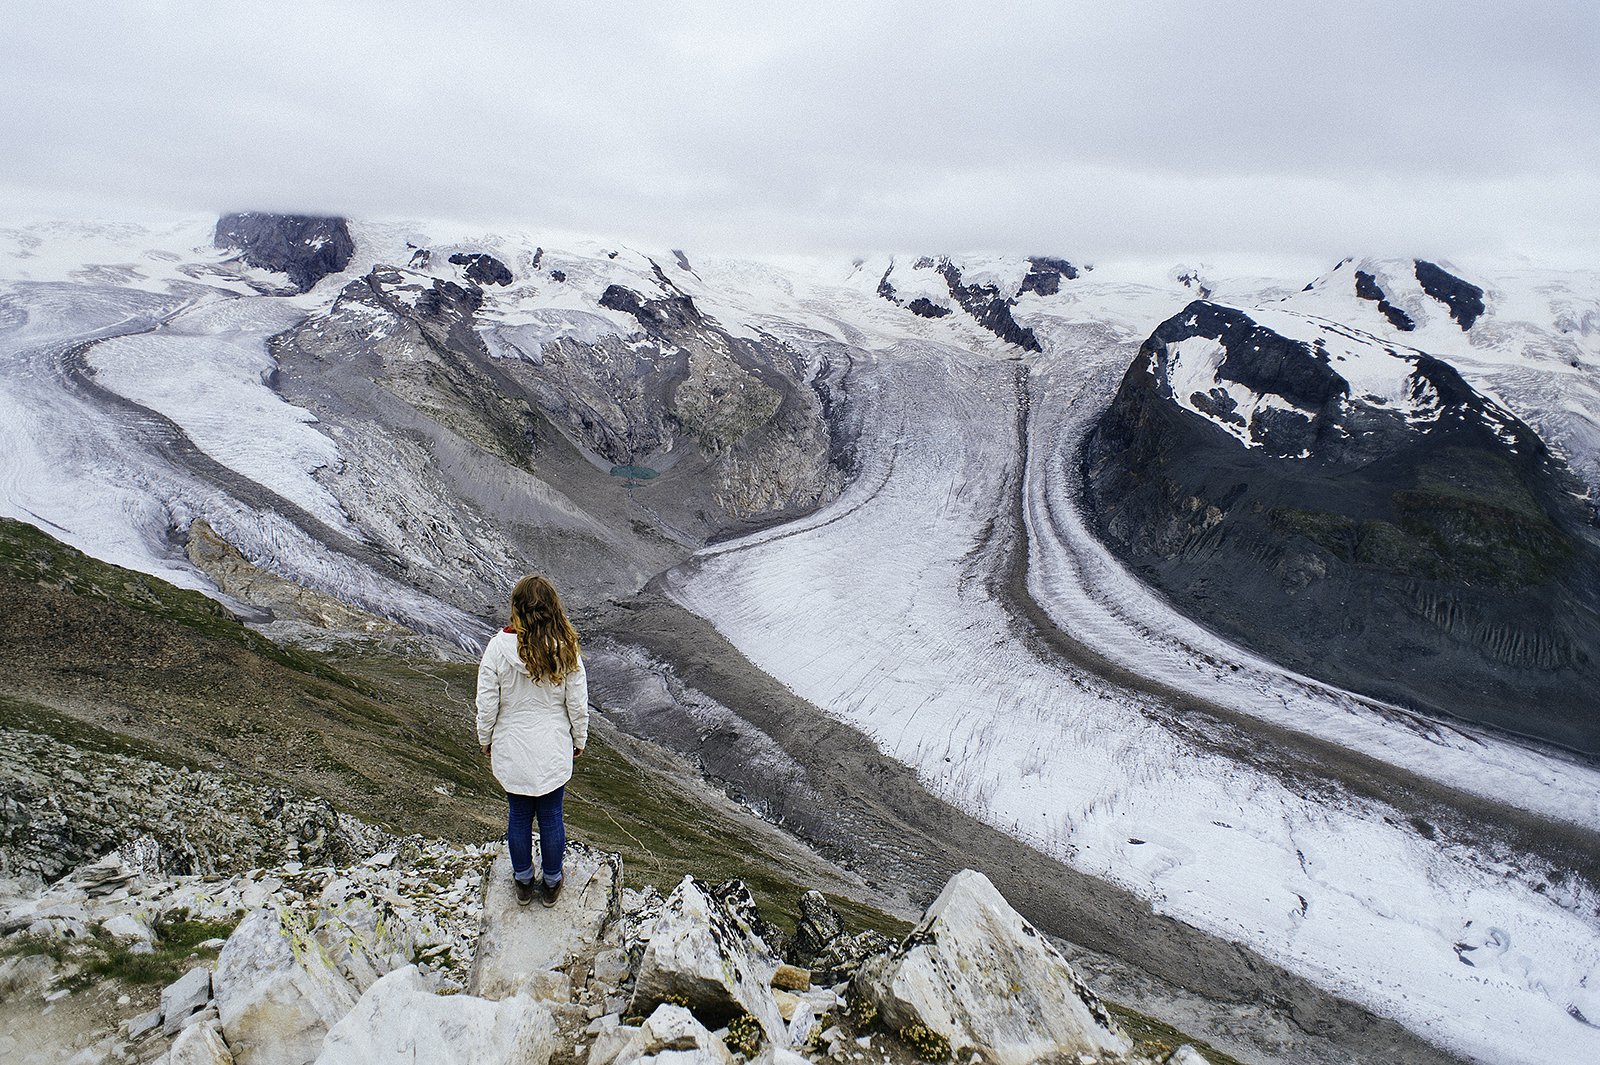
[629,877,786,1046]
[469,843,620,999]
[213,899,413,1065]
[162,965,214,1035]
[314,965,557,1065]
[853,870,1131,1065]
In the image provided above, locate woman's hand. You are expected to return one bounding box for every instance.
[481,743,491,758]
[573,747,584,759]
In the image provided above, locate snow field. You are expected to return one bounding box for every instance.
[86,297,353,532]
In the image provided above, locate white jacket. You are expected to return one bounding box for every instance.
[475,630,589,797]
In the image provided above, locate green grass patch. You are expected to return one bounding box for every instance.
[0,517,376,696]
[80,912,241,987]
[1393,489,1570,588]
[1269,493,1571,588]
[0,933,73,964]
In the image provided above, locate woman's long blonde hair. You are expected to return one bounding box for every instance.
[509,575,580,683]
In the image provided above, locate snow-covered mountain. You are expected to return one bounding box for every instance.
[2,216,1599,1065]
[1082,296,1600,753]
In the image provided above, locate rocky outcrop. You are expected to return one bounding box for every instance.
[213,898,412,1065]
[314,965,557,1065]
[1354,269,1415,331]
[469,846,620,999]
[502,280,843,524]
[906,297,951,318]
[3,832,1232,1065]
[214,214,354,293]
[449,252,514,287]
[935,261,1041,352]
[596,1003,734,1065]
[853,871,1131,1065]
[184,519,412,640]
[876,257,1044,350]
[1019,256,1080,296]
[1083,299,1600,752]
[0,726,383,885]
[789,890,895,984]
[630,876,788,1044]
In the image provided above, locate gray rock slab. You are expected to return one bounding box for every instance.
[213,900,411,1065]
[168,1018,234,1065]
[469,845,619,1000]
[161,966,213,1036]
[601,1004,733,1065]
[314,964,557,1065]
[126,1006,163,1040]
[591,947,632,988]
[589,1024,643,1065]
[103,913,156,942]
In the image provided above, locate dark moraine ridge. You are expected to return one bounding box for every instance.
[1081,300,1600,756]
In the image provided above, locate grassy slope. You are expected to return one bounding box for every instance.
[0,517,894,934]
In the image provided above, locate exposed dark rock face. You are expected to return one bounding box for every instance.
[448,252,513,286]
[1415,260,1485,330]
[935,261,1042,352]
[876,265,898,303]
[1354,270,1416,331]
[1083,300,1600,754]
[599,284,702,331]
[213,212,355,293]
[1019,256,1080,296]
[1175,269,1214,299]
[878,258,1044,350]
[907,297,951,319]
[550,269,566,282]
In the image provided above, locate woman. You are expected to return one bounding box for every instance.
[476,574,588,907]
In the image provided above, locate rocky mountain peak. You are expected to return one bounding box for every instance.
[1141,300,1539,463]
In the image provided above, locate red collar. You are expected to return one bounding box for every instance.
[502,626,516,633]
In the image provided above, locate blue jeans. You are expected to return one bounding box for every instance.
[507,787,565,885]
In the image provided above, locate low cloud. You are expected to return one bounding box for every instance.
[3,1,1596,263]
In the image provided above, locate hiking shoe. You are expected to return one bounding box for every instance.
[540,877,563,908]
[514,877,535,907]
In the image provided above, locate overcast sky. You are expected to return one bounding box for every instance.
[3,1,1597,264]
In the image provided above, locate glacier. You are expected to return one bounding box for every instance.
[2,219,1598,1064]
